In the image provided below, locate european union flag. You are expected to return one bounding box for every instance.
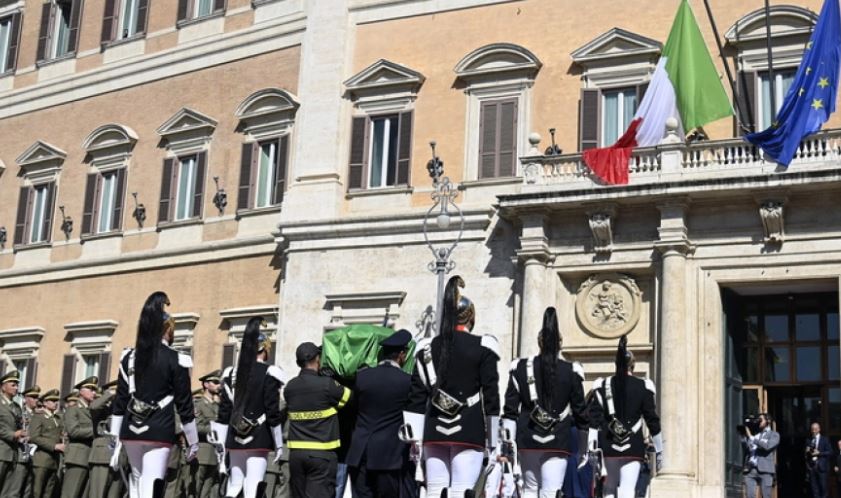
[745,0,841,167]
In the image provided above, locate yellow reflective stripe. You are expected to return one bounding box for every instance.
[287,408,338,421]
[337,387,351,409]
[287,440,341,450]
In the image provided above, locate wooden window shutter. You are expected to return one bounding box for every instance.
[177,0,189,22]
[67,0,84,54]
[111,168,126,231]
[479,101,498,179]
[347,116,369,191]
[222,344,235,369]
[135,0,149,35]
[272,136,288,205]
[192,152,207,218]
[25,358,38,388]
[396,111,413,186]
[497,99,518,177]
[237,142,255,211]
[98,351,111,383]
[5,13,21,73]
[41,182,57,243]
[741,71,758,132]
[158,158,175,223]
[101,0,117,43]
[13,186,30,246]
[81,173,100,235]
[213,0,226,13]
[36,3,53,62]
[61,354,76,396]
[579,88,601,151]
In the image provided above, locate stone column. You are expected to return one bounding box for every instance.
[651,201,696,492]
[279,0,352,222]
[517,213,551,358]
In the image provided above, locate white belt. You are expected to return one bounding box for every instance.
[631,418,643,433]
[158,395,174,409]
[465,392,481,407]
[557,404,571,422]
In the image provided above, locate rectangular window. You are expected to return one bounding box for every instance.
[175,156,198,221]
[601,87,637,146]
[195,0,214,18]
[52,1,73,59]
[13,359,27,385]
[29,185,50,244]
[0,16,11,72]
[368,115,399,188]
[119,0,140,39]
[256,141,277,208]
[97,172,117,233]
[81,354,100,380]
[758,69,796,130]
[478,99,518,179]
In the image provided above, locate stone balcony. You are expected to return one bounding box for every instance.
[516,127,841,201]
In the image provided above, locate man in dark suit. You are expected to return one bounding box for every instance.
[347,330,415,498]
[808,422,832,498]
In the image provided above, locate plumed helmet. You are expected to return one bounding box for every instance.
[457,295,475,330]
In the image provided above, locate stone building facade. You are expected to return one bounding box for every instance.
[0,0,839,496]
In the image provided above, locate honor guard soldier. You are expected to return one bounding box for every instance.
[502,307,589,498]
[588,336,663,498]
[111,292,200,498]
[0,370,27,498]
[87,380,120,498]
[29,389,64,498]
[404,276,501,498]
[284,341,352,498]
[347,329,415,498]
[61,376,98,498]
[194,371,222,498]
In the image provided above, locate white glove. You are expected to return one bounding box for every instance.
[109,440,123,471]
[587,428,599,451]
[211,421,228,474]
[271,424,284,463]
[186,443,199,462]
[109,415,123,439]
[182,420,199,448]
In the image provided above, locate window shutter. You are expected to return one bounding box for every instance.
[36,3,52,61]
[192,152,207,218]
[111,168,126,231]
[268,340,277,364]
[497,99,518,177]
[41,182,57,243]
[579,88,601,151]
[159,158,175,223]
[5,13,21,72]
[479,101,498,179]
[101,0,117,43]
[237,142,254,211]
[396,111,413,186]
[347,117,369,191]
[61,354,76,397]
[637,82,649,107]
[67,0,84,54]
[81,173,99,235]
[0,359,5,376]
[25,358,38,389]
[213,0,226,12]
[135,0,149,35]
[741,71,758,132]
[13,187,30,246]
[272,136,288,205]
[177,0,189,22]
[98,351,111,383]
[222,344,235,369]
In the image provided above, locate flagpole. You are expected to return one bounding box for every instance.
[701,0,751,132]
[764,0,777,122]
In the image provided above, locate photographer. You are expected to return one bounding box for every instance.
[806,422,831,498]
[740,413,779,498]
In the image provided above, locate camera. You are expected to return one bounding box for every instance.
[737,415,761,436]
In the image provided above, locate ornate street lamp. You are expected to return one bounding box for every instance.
[422,141,465,336]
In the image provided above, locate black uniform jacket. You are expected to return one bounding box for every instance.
[588,375,661,459]
[503,356,588,452]
[407,332,500,448]
[346,362,411,470]
[113,343,195,444]
[284,368,351,451]
[218,362,285,451]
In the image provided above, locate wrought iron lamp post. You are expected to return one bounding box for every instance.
[422,141,465,336]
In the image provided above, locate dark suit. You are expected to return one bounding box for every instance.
[808,434,832,498]
[347,361,414,498]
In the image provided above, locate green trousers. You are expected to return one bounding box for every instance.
[60,464,88,498]
[32,466,58,498]
[0,461,25,498]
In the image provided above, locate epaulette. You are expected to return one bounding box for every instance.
[177,352,193,369]
[267,365,287,384]
[508,358,522,372]
[480,334,500,358]
[572,361,585,380]
[644,378,657,395]
[592,377,605,389]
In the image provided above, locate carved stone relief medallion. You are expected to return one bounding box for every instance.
[575,273,642,338]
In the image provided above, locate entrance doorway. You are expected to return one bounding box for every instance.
[724,290,840,498]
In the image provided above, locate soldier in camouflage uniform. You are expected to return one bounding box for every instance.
[29,389,64,498]
[61,376,98,498]
[0,371,26,498]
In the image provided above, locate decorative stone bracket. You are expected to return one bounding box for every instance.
[759,199,785,244]
[587,206,616,255]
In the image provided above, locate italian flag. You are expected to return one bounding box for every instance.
[583,0,733,185]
